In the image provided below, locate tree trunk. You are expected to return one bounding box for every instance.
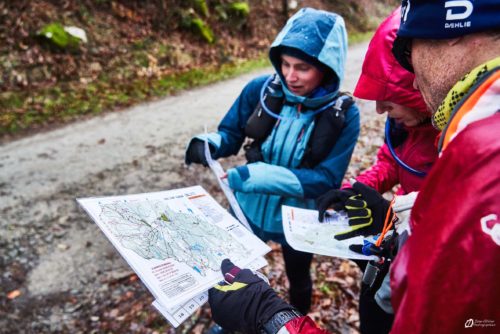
[282,0,288,23]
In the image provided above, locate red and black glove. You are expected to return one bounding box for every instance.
[208,259,300,334]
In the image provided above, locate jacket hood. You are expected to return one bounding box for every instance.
[269,7,348,107]
[353,7,429,114]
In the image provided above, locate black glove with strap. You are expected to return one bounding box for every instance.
[316,188,357,222]
[334,182,393,241]
[185,138,215,167]
[209,259,300,334]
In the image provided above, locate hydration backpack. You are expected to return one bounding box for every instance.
[244,75,354,168]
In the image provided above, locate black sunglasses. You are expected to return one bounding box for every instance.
[392,36,414,73]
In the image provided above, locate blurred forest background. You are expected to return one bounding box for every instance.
[1,0,397,139]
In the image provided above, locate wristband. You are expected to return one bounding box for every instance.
[260,309,302,334]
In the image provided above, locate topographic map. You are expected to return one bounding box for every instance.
[98,199,249,277]
[77,186,270,326]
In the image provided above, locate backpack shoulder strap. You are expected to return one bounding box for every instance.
[333,92,354,114]
[301,92,354,168]
[243,75,284,163]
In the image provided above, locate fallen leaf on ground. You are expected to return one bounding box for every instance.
[7,290,21,299]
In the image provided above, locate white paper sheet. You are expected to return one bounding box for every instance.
[204,136,252,231]
[282,205,379,260]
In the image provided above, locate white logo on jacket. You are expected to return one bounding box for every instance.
[480,214,500,246]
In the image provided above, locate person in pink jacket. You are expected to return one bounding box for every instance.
[314,7,439,334]
[318,5,438,202]
[316,5,439,239]
[348,9,438,195]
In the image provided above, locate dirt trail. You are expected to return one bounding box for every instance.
[0,41,387,333]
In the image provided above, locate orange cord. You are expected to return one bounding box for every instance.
[375,196,397,247]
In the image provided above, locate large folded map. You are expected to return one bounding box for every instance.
[77,186,270,327]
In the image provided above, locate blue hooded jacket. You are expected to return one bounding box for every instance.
[189,8,360,241]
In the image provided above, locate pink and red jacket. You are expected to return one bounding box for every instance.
[349,7,439,194]
[390,66,500,333]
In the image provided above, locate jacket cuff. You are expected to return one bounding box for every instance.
[260,309,302,334]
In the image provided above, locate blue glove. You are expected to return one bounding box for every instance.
[227,162,303,197]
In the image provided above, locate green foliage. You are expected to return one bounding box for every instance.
[134,51,150,67]
[132,38,154,51]
[179,9,215,43]
[228,2,250,18]
[215,1,250,30]
[37,22,81,50]
[192,0,210,18]
[0,92,23,109]
[320,284,332,294]
[190,17,215,43]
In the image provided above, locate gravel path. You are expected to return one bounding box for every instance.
[0,41,387,333]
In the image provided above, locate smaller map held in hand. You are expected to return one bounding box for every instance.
[282,205,379,260]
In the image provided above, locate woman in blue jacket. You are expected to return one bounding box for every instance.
[185,7,360,314]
